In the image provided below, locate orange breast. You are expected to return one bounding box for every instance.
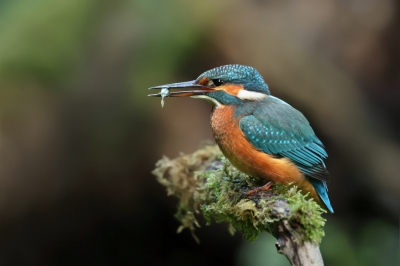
[211,106,327,209]
[211,106,303,185]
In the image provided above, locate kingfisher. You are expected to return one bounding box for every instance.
[148,65,333,213]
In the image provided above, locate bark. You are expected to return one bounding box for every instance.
[276,220,324,266]
[246,188,324,266]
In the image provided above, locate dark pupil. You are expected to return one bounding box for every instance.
[213,79,224,86]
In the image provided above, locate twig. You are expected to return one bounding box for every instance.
[152,145,326,266]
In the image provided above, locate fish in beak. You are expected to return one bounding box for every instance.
[148,80,214,107]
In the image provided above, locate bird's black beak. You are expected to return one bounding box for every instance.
[148,80,214,97]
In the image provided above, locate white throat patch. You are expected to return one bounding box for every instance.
[191,95,222,108]
[236,90,268,101]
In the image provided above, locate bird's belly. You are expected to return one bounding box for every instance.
[211,106,303,184]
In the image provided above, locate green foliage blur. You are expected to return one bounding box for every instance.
[236,219,399,266]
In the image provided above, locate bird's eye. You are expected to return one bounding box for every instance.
[212,79,224,87]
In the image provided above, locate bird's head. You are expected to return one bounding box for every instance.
[148,64,270,107]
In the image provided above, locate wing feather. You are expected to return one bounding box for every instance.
[239,97,329,182]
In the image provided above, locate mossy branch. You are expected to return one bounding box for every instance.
[152,145,326,266]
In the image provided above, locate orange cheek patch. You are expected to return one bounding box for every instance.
[217,84,244,96]
[198,77,210,85]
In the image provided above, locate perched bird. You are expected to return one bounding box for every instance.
[149,65,333,213]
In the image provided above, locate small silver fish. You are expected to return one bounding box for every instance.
[160,88,170,108]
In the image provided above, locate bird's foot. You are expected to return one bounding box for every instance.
[244,181,274,196]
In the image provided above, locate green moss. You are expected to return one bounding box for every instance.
[153,145,326,244]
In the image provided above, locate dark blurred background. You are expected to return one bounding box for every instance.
[0,0,399,265]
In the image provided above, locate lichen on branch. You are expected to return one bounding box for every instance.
[152,145,326,244]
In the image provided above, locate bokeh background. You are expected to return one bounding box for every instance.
[0,0,399,265]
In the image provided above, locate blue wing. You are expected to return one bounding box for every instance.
[238,96,329,182]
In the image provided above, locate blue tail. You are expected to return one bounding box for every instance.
[309,179,334,213]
